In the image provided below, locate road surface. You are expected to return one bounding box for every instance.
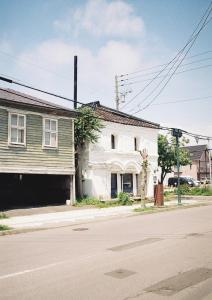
[0,205,212,299]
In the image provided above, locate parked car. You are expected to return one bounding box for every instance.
[168,177,194,187]
[183,176,201,187]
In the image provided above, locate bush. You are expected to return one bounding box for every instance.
[0,213,8,219]
[118,192,133,205]
[174,185,212,196]
[190,186,212,196]
[0,224,11,231]
[177,184,191,195]
[75,197,101,206]
[75,194,134,208]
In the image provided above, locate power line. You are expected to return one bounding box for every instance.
[127,94,212,113]
[0,75,86,106]
[151,95,212,106]
[130,6,212,114]
[119,55,212,85]
[120,63,212,88]
[121,3,212,110]
[1,77,212,142]
[0,87,65,111]
[159,126,212,140]
[118,50,212,78]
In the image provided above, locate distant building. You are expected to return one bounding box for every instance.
[0,88,77,210]
[179,145,211,181]
[165,144,211,184]
[78,102,160,200]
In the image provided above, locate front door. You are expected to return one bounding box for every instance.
[111,173,117,198]
[123,173,133,193]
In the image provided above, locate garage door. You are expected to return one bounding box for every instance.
[0,173,70,210]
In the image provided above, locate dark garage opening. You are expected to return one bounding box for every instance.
[0,173,70,210]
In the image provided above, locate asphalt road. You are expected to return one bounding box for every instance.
[0,205,212,300]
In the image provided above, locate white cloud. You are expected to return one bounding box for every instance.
[54,0,144,38]
[15,39,144,108]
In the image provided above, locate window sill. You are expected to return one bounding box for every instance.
[42,146,58,150]
[8,143,26,148]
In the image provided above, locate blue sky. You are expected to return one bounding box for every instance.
[0,0,212,142]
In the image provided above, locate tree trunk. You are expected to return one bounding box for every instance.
[75,146,83,199]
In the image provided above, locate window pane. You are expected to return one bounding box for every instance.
[18,116,25,127]
[111,135,115,149]
[45,119,50,130]
[11,115,17,126]
[18,129,24,143]
[45,132,50,145]
[11,128,17,143]
[134,138,137,150]
[51,133,57,147]
[51,120,56,131]
[123,174,133,193]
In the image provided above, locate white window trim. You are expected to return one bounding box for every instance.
[8,112,26,147]
[42,118,58,149]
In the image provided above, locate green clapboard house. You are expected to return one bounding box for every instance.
[0,88,77,210]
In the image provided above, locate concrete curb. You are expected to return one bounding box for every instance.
[1,201,211,237]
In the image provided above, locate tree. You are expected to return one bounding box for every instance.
[158,134,191,184]
[140,149,149,208]
[74,106,104,197]
[74,106,104,147]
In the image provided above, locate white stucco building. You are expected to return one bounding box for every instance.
[79,102,160,200]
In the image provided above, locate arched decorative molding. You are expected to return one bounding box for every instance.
[124,160,141,173]
[107,160,124,172]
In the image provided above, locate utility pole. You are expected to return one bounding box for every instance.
[74,56,78,109]
[172,128,182,205]
[208,141,212,184]
[209,149,212,184]
[115,75,120,111]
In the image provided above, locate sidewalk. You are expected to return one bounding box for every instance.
[1,198,210,234]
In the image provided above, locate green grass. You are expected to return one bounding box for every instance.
[0,213,8,219]
[75,196,134,208]
[0,224,11,231]
[187,186,212,196]
[164,190,175,201]
[134,207,156,213]
[164,186,212,197]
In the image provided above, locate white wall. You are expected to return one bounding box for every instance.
[81,121,159,199]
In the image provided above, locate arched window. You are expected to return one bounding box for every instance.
[134,137,138,151]
[111,134,115,149]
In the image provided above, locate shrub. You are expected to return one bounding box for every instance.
[0,213,8,219]
[177,184,191,195]
[75,197,101,206]
[0,224,11,231]
[190,186,212,196]
[174,185,212,196]
[118,192,133,205]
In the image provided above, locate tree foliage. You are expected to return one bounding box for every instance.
[74,106,104,147]
[158,134,192,183]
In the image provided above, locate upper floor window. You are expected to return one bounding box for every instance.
[111,134,116,149]
[8,113,26,146]
[134,137,140,151]
[43,118,58,148]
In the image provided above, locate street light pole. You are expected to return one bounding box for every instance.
[172,128,183,205]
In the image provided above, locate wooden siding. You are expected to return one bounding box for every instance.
[0,108,75,174]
